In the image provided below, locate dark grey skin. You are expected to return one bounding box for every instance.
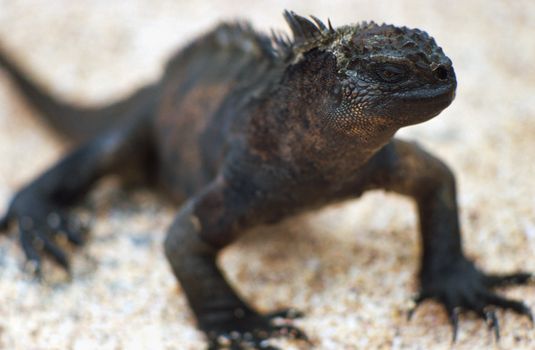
[0,11,533,349]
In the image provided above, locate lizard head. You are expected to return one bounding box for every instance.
[282,11,456,139]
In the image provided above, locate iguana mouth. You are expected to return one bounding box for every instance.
[396,81,456,113]
[374,82,456,125]
[398,83,456,104]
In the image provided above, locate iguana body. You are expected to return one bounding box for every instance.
[0,11,532,349]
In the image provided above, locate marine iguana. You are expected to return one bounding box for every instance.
[0,10,533,349]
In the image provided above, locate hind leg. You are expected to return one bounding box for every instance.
[1,119,153,275]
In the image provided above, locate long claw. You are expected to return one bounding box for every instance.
[19,214,71,274]
[37,231,70,271]
[23,259,43,281]
[48,212,86,246]
[447,306,460,343]
[267,308,304,320]
[273,325,308,341]
[481,291,534,323]
[20,228,41,267]
[58,221,85,246]
[204,308,308,349]
[415,259,533,343]
[485,273,533,287]
[484,310,500,341]
[462,292,502,340]
[20,251,42,279]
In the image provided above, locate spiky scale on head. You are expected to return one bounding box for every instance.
[332,22,452,73]
[281,11,452,85]
[281,10,335,54]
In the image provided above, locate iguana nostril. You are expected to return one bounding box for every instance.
[434,65,449,80]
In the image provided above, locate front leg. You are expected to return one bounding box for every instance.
[164,179,307,350]
[367,139,533,340]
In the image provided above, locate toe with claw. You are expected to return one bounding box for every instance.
[204,308,308,349]
[409,257,533,342]
[2,189,89,276]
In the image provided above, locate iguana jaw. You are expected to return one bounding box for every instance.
[391,78,457,125]
[323,75,456,140]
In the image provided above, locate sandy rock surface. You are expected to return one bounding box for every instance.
[0,1,534,349]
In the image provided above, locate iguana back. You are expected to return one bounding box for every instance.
[154,23,284,199]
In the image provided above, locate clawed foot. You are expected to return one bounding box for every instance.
[205,308,309,349]
[408,258,533,342]
[1,190,88,276]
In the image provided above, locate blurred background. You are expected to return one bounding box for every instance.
[0,1,534,349]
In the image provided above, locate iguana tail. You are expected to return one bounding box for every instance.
[0,45,159,142]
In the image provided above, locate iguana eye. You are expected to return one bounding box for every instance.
[374,64,407,83]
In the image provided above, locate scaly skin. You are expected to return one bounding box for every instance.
[0,10,533,349]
